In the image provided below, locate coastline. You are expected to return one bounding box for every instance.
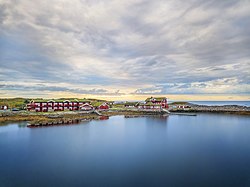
[0,110,165,124]
[169,104,250,115]
[0,104,249,125]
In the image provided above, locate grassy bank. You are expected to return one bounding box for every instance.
[0,109,167,125]
[0,111,101,125]
[169,109,250,115]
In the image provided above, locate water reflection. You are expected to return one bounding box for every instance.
[0,114,250,187]
[145,115,169,125]
[18,122,27,128]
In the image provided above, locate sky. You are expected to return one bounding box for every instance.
[0,0,250,101]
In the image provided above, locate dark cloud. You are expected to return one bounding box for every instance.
[0,83,124,95]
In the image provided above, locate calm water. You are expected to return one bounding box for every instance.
[0,114,250,187]
[189,101,250,107]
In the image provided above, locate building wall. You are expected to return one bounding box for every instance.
[27,101,90,112]
[99,105,109,110]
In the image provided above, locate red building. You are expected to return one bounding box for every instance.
[90,102,110,110]
[79,103,94,111]
[137,102,162,110]
[145,97,168,108]
[98,103,109,110]
[137,97,168,110]
[27,99,91,112]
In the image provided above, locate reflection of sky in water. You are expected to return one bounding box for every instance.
[0,114,250,187]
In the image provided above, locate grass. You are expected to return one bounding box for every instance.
[0,98,30,109]
[0,111,101,125]
[0,108,167,124]
[169,102,189,105]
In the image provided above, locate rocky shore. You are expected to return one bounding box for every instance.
[0,111,99,124]
[170,104,250,115]
[0,110,165,124]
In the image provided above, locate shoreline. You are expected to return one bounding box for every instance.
[171,104,250,115]
[0,104,250,125]
[0,110,167,124]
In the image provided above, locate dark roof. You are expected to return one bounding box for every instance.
[32,99,92,103]
[145,97,167,102]
[79,103,93,107]
[91,102,109,107]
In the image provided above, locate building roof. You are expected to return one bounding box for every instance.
[79,103,93,107]
[91,102,108,107]
[31,99,92,103]
[145,97,167,102]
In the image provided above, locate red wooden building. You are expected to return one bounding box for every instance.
[97,103,109,110]
[27,99,110,112]
[145,97,168,108]
[137,97,168,110]
[79,103,94,111]
[27,99,91,112]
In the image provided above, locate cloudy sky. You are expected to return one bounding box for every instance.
[0,0,250,100]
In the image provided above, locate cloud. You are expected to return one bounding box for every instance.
[134,77,250,95]
[0,82,124,95]
[0,0,249,97]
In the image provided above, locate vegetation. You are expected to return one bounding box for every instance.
[0,111,101,124]
[0,98,30,110]
[0,97,110,110]
[145,97,166,102]
[91,101,105,107]
[111,104,124,108]
[169,102,189,105]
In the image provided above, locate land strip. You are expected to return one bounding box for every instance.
[170,104,250,115]
[0,104,249,125]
